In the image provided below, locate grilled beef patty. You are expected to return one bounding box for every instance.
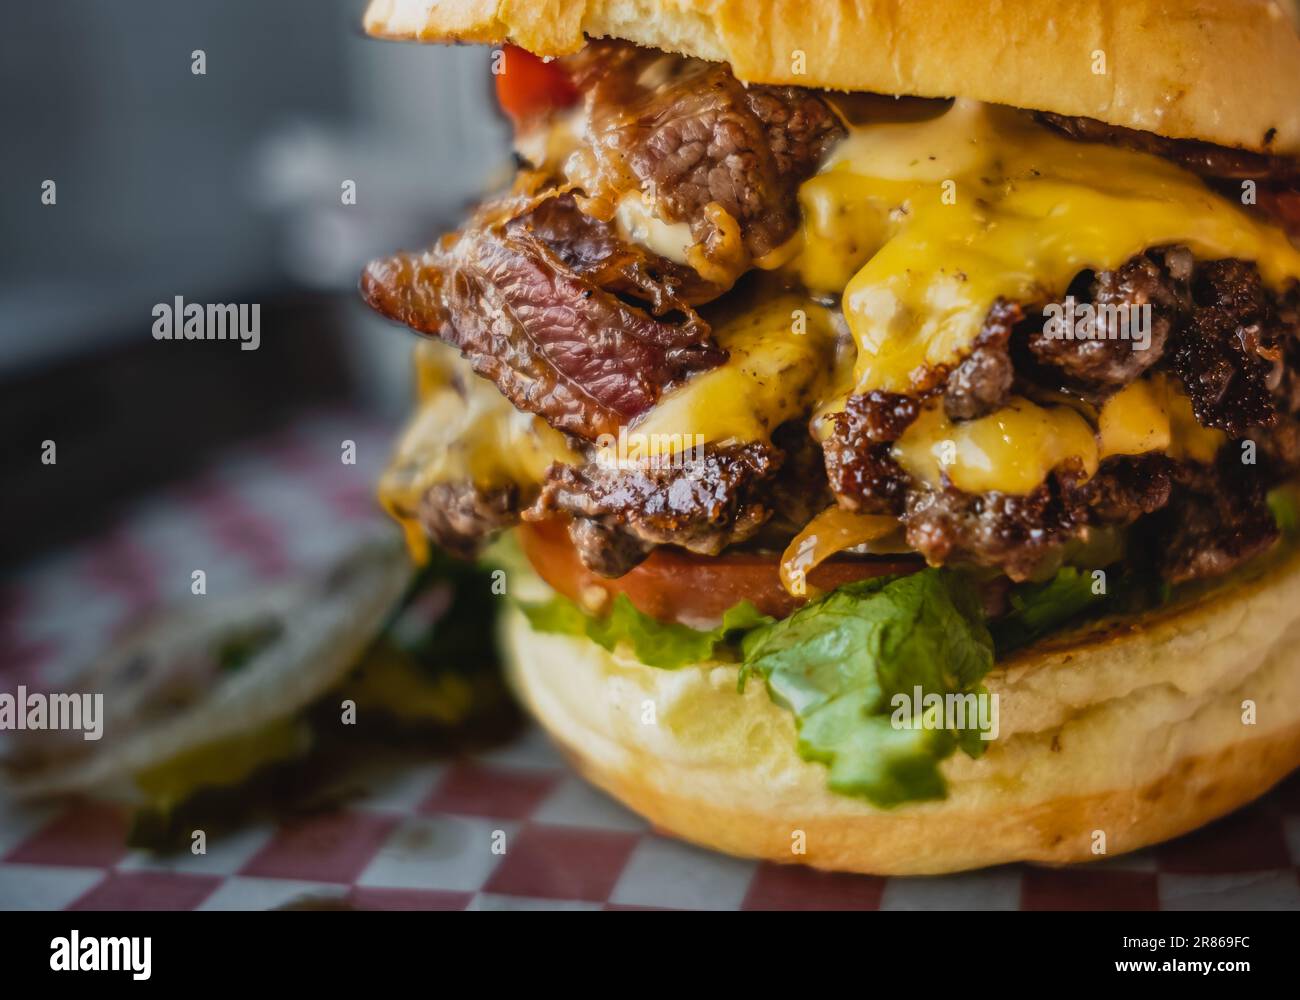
[365,40,1300,585]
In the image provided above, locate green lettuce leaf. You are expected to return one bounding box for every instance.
[739,570,995,806]
[521,593,771,669]
[1268,484,1300,540]
[521,560,1159,808]
[989,567,1102,654]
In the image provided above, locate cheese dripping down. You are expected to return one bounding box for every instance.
[797,99,1300,396]
[892,376,1224,494]
[382,98,1300,569]
[378,341,579,562]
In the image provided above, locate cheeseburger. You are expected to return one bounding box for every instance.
[360,0,1300,874]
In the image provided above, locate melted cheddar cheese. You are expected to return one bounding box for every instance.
[626,291,839,451]
[895,398,1100,494]
[1100,375,1224,464]
[798,99,1300,396]
[894,376,1225,494]
[614,191,694,266]
[384,98,1300,539]
[612,100,1299,490]
[379,341,578,557]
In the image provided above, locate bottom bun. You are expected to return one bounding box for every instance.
[503,548,1300,875]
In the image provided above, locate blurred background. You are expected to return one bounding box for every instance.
[4,0,1300,914]
[1,0,510,565]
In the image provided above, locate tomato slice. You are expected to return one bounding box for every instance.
[518,520,923,626]
[494,45,578,124]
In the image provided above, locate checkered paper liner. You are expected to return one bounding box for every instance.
[3,411,1299,911]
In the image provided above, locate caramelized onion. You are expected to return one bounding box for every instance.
[779,507,902,597]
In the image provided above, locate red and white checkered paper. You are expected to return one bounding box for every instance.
[2,411,1299,911]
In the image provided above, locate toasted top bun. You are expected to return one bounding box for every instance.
[503,546,1300,874]
[364,0,1300,155]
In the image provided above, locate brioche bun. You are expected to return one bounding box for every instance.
[502,547,1300,874]
[363,0,1300,155]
